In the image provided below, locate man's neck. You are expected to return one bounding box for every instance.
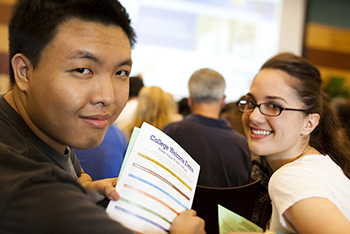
[191,102,221,119]
[4,90,19,113]
[5,89,67,154]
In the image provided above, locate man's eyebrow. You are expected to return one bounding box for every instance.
[65,50,101,64]
[64,50,132,67]
[119,58,133,67]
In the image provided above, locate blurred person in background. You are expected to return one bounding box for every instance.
[220,96,245,136]
[121,86,180,142]
[166,91,184,122]
[114,75,144,128]
[74,124,127,180]
[163,68,251,188]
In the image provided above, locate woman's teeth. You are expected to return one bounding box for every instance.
[252,129,272,136]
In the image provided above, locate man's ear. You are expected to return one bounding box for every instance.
[301,113,320,136]
[220,95,226,109]
[11,53,31,92]
[187,96,193,108]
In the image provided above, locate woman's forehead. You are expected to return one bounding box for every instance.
[249,68,300,103]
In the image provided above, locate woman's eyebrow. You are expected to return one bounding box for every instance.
[246,93,254,98]
[246,93,287,103]
[266,95,287,103]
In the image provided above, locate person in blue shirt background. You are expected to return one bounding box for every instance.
[75,124,128,180]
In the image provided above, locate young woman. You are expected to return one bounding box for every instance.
[236,53,350,234]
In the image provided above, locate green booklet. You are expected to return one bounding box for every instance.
[218,204,264,233]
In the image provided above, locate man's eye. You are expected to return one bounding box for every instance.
[116,70,129,76]
[74,68,92,74]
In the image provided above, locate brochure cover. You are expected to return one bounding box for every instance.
[106,122,200,234]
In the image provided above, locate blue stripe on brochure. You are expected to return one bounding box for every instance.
[129,173,187,210]
[114,205,169,233]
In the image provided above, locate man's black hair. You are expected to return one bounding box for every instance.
[8,0,136,85]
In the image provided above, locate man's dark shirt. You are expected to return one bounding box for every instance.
[163,114,251,187]
[0,95,132,234]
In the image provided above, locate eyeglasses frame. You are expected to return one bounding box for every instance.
[236,100,309,117]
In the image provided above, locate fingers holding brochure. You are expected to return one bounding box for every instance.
[106,122,201,233]
[170,209,206,234]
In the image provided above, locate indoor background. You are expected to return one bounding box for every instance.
[0,0,349,100]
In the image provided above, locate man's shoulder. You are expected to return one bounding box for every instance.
[163,116,194,131]
[0,113,29,155]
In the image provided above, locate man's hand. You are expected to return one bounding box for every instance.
[79,170,119,202]
[170,209,206,234]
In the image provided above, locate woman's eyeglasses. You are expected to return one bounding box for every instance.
[237,100,308,117]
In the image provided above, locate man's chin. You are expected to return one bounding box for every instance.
[73,137,104,150]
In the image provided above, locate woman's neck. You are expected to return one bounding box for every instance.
[267,146,320,171]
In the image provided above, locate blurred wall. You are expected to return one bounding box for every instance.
[0,0,350,94]
[0,0,13,93]
[305,0,350,92]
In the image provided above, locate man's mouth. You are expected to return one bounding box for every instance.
[81,115,111,128]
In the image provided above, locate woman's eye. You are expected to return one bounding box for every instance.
[74,68,92,74]
[247,100,256,106]
[268,103,281,109]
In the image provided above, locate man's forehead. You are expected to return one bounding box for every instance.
[36,17,132,71]
[51,18,131,52]
[55,17,130,43]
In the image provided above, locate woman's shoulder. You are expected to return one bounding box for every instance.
[269,154,350,199]
[271,154,331,180]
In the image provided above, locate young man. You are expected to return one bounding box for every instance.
[0,0,205,233]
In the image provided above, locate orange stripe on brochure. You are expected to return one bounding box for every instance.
[124,183,179,215]
[137,152,192,191]
[133,162,190,200]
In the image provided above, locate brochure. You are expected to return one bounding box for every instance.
[106,122,200,234]
[218,204,264,233]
